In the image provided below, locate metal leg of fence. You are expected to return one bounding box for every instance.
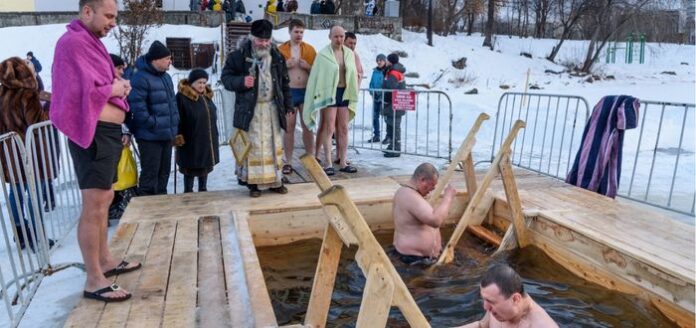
[645,104,666,202]
[628,103,649,197]
[667,106,689,207]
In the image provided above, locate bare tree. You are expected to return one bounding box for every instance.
[482,0,497,48]
[579,0,652,73]
[464,0,485,35]
[532,0,553,37]
[114,0,164,67]
[546,0,591,62]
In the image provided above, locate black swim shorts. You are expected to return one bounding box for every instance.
[68,121,122,190]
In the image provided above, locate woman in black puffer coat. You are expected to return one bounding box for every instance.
[175,69,220,192]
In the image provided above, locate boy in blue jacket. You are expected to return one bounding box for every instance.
[368,53,387,142]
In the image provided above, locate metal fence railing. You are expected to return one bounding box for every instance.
[490,92,590,177]
[24,122,82,248]
[0,132,49,327]
[349,88,454,160]
[491,92,695,217]
[619,100,695,216]
[1,122,84,327]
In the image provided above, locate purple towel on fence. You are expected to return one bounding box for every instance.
[566,95,640,198]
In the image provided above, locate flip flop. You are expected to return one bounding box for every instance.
[83,284,131,302]
[339,165,358,173]
[103,260,142,278]
[282,164,293,175]
[324,167,335,176]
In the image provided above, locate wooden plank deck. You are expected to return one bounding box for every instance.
[64,167,695,327]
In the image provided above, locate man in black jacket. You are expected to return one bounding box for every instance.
[221,19,292,197]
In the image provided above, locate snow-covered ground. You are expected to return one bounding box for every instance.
[0,22,693,327]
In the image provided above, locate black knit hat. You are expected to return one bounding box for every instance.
[387,53,399,64]
[146,41,171,61]
[110,54,125,67]
[188,68,209,83]
[251,19,273,39]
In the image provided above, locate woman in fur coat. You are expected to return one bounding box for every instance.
[174,69,220,193]
[0,57,53,250]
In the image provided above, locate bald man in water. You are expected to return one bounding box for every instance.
[391,163,456,265]
[458,264,559,328]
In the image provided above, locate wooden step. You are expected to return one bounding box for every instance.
[467,225,502,247]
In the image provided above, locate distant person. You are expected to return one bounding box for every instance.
[51,0,140,302]
[391,163,456,265]
[364,0,376,16]
[126,41,179,196]
[303,25,359,176]
[278,19,316,175]
[382,53,406,157]
[321,0,335,14]
[457,264,559,328]
[175,68,220,193]
[26,51,42,74]
[190,0,201,11]
[285,0,298,12]
[367,53,387,142]
[110,53,127,79]
[310,0,321,14]
[277,0,285,12]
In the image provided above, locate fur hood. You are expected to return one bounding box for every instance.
[178,79,214,101]
[0,57,37,91]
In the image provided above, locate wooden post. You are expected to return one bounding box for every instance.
[429,113,489,206]
[318,186,430,327]
[494,153,529,252]
[301,154,352,328]
[463,154,477,201]
[435,120,526,266]
[356,263,395,328]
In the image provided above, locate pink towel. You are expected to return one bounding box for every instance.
[49,19,129,149]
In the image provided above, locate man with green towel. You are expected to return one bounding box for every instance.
[302,25,359,175]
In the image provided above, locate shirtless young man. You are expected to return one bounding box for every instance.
[278,19,316,174]
[391,163,456,265]
[458,264,559,328]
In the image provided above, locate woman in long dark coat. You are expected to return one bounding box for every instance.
[175,69,220,192]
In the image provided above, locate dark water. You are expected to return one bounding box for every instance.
[257,231,676,327]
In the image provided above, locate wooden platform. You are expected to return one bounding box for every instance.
[63,168,695,327]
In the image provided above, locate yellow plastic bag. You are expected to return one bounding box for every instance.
[113,146,138,191]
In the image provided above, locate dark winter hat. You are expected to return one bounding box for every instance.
[110,54,125,67]
[387,53,399,64]
[376,53,386,62]
[146,41,171,61]
[26,51,34,57]
[188,68,209,83]
[251,19,273,39]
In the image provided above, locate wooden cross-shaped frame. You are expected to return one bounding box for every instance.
[435,120,529,266]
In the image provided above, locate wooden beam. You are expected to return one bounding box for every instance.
[496,153,529,251]
[429,113,489,206]
[234,212,278,327]
[356,263,395,328]
[161,219,198,328]
[319,186,430,327]
[304,225,344,328]
[467,225,502,247]
[436,120,526,265]
[463,154,477,200]
[197,217,232,327]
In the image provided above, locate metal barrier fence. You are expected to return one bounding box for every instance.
[619,100,695,216]
[24,122,82,247]
[0,132,49,327]
[491,92,695,217]
[0,122,83,327]
[349,88,453,160]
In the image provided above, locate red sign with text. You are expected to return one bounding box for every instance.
[392,90,416,111]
